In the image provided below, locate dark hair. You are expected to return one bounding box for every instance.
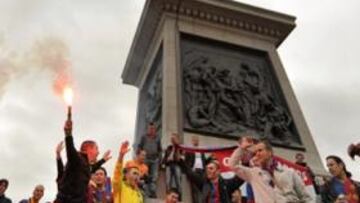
[258,138,273,152]
[326,155,352,177]
[240,136,259,145]
[0,179,9,188]
[241,130,259,139]
[206,157,220,169]
[95,167,107,177]
[167,188,180,196]
[80,140,97,152]
[136,148,146,155]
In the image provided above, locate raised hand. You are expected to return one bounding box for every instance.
[56,141,64,159]
[102,150,112,161]
[118,141,130,161]
[239,137,253,150]
[171,133,180,145]
[64,120,72,136]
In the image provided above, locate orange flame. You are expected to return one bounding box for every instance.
[63,87,73,106]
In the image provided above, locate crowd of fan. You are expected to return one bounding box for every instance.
[1,121,360,203]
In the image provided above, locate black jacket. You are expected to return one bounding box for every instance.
[184,151,207,170]
[55,135,91,203]
[161,145,184,166]
[0,195,12,203]
[56,154,106,190]
[179,160,243,203]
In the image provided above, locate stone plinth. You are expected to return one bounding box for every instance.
[122,0,325,201]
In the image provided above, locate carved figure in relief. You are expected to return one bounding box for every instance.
[183,55,296,146]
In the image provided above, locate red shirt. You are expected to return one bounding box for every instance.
[208,180,220,203]
[344,178,360,203]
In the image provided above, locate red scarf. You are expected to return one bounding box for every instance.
[344,178,360,203]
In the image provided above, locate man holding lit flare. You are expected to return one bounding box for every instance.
[55,87,110,203]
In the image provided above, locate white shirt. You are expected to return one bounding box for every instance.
[193,152,203,170]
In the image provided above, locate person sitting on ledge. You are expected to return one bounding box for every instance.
[138,122,162,198]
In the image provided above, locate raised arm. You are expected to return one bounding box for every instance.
[56,158,64,182]
[91,150,112,173]
[64,120,80,166]
[229,147,253,182]
[178,159,204,190]
[113,141,130,196]
[56,141,64,182]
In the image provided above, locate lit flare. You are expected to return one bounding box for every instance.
[63,87,73,106]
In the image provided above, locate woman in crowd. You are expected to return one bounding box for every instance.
[321,155,360,203]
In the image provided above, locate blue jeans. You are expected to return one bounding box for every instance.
[166,163,181,192]
[145,158,159,197]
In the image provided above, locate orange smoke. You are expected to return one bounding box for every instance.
[0,34,74,101]
[31,36,73,97]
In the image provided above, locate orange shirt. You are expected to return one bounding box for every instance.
[125,160,148,177]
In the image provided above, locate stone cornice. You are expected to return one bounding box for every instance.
[122,0,296,85]
[162,0,295,44]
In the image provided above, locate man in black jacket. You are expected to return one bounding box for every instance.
[55,120,100,203]
[184,136,207,171]
[184,136,207,203]
[55,141,111,190]
[179,157,244,203]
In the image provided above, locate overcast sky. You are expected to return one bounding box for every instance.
[1,0,360,201]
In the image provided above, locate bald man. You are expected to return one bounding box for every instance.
[19,184,45,203]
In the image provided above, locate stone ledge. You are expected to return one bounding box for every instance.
[162,2,283,38]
